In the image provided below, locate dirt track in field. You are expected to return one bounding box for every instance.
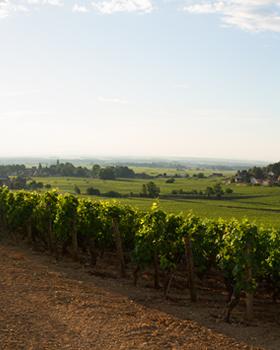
[0,242,276,350]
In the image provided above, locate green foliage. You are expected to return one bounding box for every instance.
[0,186,12,230]
[213,183,224,198]
[218,219,259,293]
[6,191,39,233]
[54,194,78,242]
[86,187,101,196]
[92,164,101,178]
[30,175,280,227]
[99,167,116,180]
[0,187,279,301]
[74,185,81,195]
[103,190,122,198]
[159,214,184,270]
[140,182,161,198]
[133,203,166,267]
[166,178,175,184]
[76,199,105,248]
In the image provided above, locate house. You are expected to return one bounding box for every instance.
[23,169,35,177]
[250,177,262,185]
[235,175,243,183]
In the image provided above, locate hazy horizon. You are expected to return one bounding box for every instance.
[1,1,280,161]
[0,154,271,166]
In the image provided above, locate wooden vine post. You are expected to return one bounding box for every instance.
[153,250,160,289]
[47,218,52,252]
[27,219,33,245]
[184,234,197,302]
[245,239,254,321]
[164,272,174,299]
[88,237,98,267]
[46,199,54,254]
[48,218,58,258]
[71,218,78,261]
[112,217,126,278]
[47,218,54,253]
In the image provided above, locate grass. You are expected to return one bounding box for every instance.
[33,175,280,228]
[130,166,235,177]
[36,176,235,195]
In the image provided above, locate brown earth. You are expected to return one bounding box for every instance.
[0,242,279,350]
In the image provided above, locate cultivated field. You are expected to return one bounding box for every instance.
[32,169,280,227]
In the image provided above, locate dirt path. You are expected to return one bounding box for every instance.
[0,243,269,349]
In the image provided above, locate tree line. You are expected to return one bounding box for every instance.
[0,162,143,180]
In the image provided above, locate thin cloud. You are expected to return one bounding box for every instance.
[0,0,63,18]
[92,0,154,14]
[72,4,89,12]
[98,96,129,104]
[0,1,28,18]
[184,0,280,32]
[27,0,63,6]
[0,1,12,18]
[1,0,153,17]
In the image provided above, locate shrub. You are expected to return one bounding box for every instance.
[74,185,81,195]
[86,187,101,196]
[103,191,122,198]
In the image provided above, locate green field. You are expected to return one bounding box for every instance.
[32,174,280,228]
[129,167,235,177]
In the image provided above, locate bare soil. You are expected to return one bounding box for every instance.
[0,242,279,350]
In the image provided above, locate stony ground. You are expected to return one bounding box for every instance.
[0,242,278,350]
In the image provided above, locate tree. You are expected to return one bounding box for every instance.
[114,166,135,178]
[74,185,81,195]
[251,167,264,180]
[99,167,116,180]
[92,164,101,178]
[38,163,43,175]
[10,176,27,190]
[29,181,44,190]
[103,191,122,198]
[205,187,214,197]
[141,184,148,197]
[86,187,100,196]
[197,172,205,179]
[213,183,224,198]
[146,182,160,198]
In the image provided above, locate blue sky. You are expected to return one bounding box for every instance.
[0,0,280,161]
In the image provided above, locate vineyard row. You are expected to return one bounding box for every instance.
[0,187,279,322]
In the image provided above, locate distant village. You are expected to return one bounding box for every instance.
[232,162,280,186]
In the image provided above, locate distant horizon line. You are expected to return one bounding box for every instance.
[0,155,273,165]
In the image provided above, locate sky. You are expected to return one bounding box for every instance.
[0,0,280,162]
